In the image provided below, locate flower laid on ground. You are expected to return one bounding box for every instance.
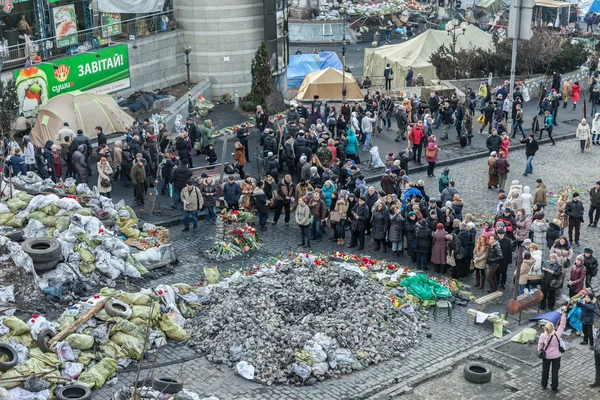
[220,210,254,223]
[230,225,261,252]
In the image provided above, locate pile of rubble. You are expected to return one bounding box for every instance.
[189,258,426,385]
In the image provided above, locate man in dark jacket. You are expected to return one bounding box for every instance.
[348,196,370,250]
[486,129,502,155]
[296,101,309,120]
[589,181,600,227]
[520,134,539,176]
[171,159,192,209]
[274,174,294,224]
[263,131,278,158]
[8,149,26,177]
[43,140,57,182]
[253,180,270,231]
[380,170,396,194]
[480,101,495,134]
[583,248,598,288]
[566,192,585,246]
[70,129,92,175]
[394,105,408,141]
[96,126,107,148]
[236,124,250,162]
[131,158,147,205]
[496,229,513,289]
[428,92,441,128]
[486,235,504,292]
[222,175,242,210]
[186,117,201,154]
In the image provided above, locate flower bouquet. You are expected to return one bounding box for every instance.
[204,241,243,261]
[220,210,255,224]
[230,225,261,252]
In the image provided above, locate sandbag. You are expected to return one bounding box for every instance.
[123,206,138,223]
[77,352,95,366]
[109,332,143,359]
[203,267,219,285]
[42,216,58,227]
[75,208,93,217]
[27,211,46,222]
[3,317,30,336]
[115,292,153,306]
[7,198,27,213]
[0,213,14,225]
[111,319,143,340]
[99,342,122,359]
[117,218,140,239]
[55,216,71,232]
[0,366,30,388]
[158,314,191,341]
[76,358,117,389]
[15,193,34,203]
[131,303,160,321]
[5,217,25,228]
[64,333,94,350]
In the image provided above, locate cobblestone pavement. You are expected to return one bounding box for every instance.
[96,138,599,399]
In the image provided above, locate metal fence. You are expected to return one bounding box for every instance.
[0,10,175,72]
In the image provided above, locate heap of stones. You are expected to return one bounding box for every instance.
[189,262,427,385]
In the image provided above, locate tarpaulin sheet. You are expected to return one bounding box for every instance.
[287,55,320,89]
[98,0,166,13]
[318,52,343,71]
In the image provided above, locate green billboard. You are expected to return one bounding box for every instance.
[14,44,130,117]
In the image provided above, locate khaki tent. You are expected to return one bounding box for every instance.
[363,25,494,88]
[30,91,131,147]
[296,67,364,100]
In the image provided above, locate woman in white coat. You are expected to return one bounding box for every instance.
[97,157,113,198]
[576,118,591,153]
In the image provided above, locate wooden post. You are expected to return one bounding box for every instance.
[48,298,108,347]
[219,139,228,184]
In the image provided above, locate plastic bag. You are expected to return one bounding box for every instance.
[55,198,82,212]
[312,362,328,376]
[303,340,326,363]
[8,340,28,364]
[399,274,452,301]
[55,341,75,362]
[90,325,109,344]
[511,327,537,343]
[76,358,117,389]
[291,362,311,381]
[334,348,355,365]
[27,315,49,340]
[236,361,255,380]
[61,362,84,379]
[369,146,385,168]
[133,245,176,268]
[568,306,583,333]
[313,333,333,352]
[8,387,49,400]
[8,242,38,287]
[0,286,15,303]
[65,334,94,350]
[23,220,45,239]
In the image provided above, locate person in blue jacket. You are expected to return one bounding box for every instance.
[578,292,596,348]
[345,129,359,162]
[7,148,27,177]
[402,183,422,211]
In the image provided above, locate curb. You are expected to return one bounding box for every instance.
[362,132,577,185]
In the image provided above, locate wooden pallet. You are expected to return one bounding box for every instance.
[474,291,503,305]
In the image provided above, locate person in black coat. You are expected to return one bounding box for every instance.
[160,156,178,195]
[455,223,471,278]
[253,180,270,231]
[496,229,513,289]
[348,196,370,250]
[371,203,390,252]
[237,124,251,161]
[414,219,432,269]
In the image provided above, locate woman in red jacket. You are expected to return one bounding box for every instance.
[411,120,425,165]
[571,81,581,110]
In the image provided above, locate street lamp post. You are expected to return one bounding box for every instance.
[341,12,347,104]
[183,44,194,117]
[445,20,468,80]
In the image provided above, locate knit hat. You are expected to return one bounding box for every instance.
[576,254,584,261]
[393,160,401,166]
[496,229,506,234]
[100,157,107,162]
[186,179,194,185]
[408,211,416,217]
[436,223,444,230]
[201,173,208,178]
[388,152,394,157]
[359,196,367,202]
[572,192,580,198]
[523,238,532,244]
[584,247,594,254]
[418,219,427,227]
[587,292,595,300]
[597,181,600,185]
[300,156,307,163]
[467,222,476,229]
[496,221,505,226]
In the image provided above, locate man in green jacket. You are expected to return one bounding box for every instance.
[438,167,450,194]
[200,119,214,153]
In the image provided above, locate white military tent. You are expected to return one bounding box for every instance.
[363,25,494,87]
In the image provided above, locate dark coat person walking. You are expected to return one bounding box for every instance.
[73,144,88,184]
[431,223,448,273]
[131,158,147,205]
[414,219,432,270]
[496,229,513,289]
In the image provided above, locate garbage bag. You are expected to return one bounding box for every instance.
[131,304,159,321]
[99,342,122,359]
[4,316,30,336]
[312,362,328,376]
[55,341,75,362]
[291,362,311,381]
[117,218,140,239]
[109,332,143,359]
[23,375,51,392]
[334,348,355,365]
[65,334,94,350]
[61,362,84,379]
[42,216,57,228]
[0,286,15,304]
[158,314,191,340]
[0,213,14,225]
[133,245,176,268]
[313,333,333,352]
[23,220,45,239]
[8,340,28,364]
[0,203,10,214]
[399,274,452,301]
[55,216,71,232]
[76,358,117,389]
[90,325,109,344]
[203,267,219,285]
[568,306,582,333]
[55,198,81,211]
[27,211,46,223]
[98,238,129,260]
[8,387,49,400]
[77,352,95,366]
[303,340,326,363]
[235,361,254,380]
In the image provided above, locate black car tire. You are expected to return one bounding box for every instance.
[105,299,132,318]
[152,377,183,394]
[22,238,61,264]
[0,344,18,372]
[56,385,92,400]
[463,362,492,384]
[36,328,57,353]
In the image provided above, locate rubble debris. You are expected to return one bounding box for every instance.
[189,257,427,385]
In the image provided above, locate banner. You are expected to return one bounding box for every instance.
[98,0,166,13]
[101,12,122,38]
[13,44,130,117]
[52,4,78,48]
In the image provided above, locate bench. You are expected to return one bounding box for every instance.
[474,291,504,305]
[189,163,239,184]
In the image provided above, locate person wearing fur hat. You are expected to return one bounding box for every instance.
[583,248,598,288]
[577,292,596,348]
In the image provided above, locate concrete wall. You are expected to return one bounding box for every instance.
[121,30,187,96]
[162,79,212,133]
[173,0,265,99]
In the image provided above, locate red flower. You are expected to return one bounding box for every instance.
[32,313,39,318]
[93,295,100,299]
[157,290,163,295]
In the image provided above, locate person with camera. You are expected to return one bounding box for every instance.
[537,306,567,392]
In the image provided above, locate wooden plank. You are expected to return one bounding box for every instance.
[467,309,509,325]
[474,291,504,304]
[48,298,108,347]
